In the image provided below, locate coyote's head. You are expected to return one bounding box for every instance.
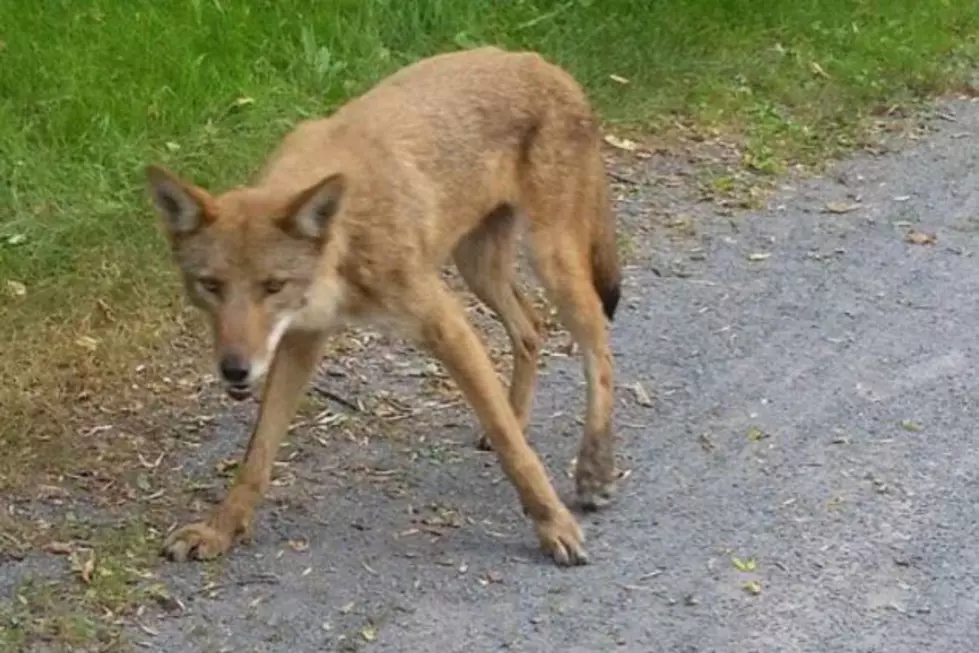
[145,165,345,400]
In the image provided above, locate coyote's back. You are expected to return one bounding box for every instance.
[265,46,620,318]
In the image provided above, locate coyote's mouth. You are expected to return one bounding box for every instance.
[226,384,252,401]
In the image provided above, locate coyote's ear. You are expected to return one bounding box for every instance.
[280,173,346,241]
[145,165,215,237]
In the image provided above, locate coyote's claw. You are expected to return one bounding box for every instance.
[535,507,589,566]
[162,522,233,562]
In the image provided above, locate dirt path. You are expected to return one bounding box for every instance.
[5,97,979,652]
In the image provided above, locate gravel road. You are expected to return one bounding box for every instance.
[6,97,979,653]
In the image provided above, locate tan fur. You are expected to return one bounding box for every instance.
[146,46,622,567]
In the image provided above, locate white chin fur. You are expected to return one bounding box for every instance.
[246,313,296,384]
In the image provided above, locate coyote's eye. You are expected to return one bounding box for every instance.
[197,277,223,296]
[262,278,286,296]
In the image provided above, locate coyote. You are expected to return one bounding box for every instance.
[146,46,621,566]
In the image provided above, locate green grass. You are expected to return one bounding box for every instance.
[1,0,978,460]
[0,518,161,652]
[1,3,977,647]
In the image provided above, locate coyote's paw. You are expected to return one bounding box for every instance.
[535,506,589,567]
[162,522,233,562]
[576,469,618,511]
[575,447,619,511]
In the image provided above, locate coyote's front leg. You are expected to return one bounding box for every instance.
[411,279,588,566]
[163,330,325,561]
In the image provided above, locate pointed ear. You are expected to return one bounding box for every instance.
[145,165,215,237]
[280,173,346,241]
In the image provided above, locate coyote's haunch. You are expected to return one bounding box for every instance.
[146,46,622,567]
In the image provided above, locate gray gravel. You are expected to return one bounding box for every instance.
[8,97,979,652]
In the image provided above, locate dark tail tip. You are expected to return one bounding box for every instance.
[598,283,621,321]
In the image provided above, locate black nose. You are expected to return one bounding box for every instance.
[219,354,250,384]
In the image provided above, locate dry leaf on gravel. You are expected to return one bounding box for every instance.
[71,548,96,584]
[215,458,239,475]
[631,382,654,407]
[361,625,377,642]
[287,538,309,552]
[149,585,185,613]
[732,556,757,572]
[823,201,861,214]
[698,432,716,452]
[42,541,74,555]
[604,134,639,151]
[905,230,936,245]
[743,580,763,595]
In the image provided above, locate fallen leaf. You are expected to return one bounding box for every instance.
[149,585,184,613]
[899,419,922,432]
[905,230,935,245]
[566,457,578,479]
[603,134,638,151]
[215,458,239,475]
[136,621,160,637]
[5,280,26,297]
[138,452,164,469]
[361,625,377,642]
[134,474,152,495]
[746,426,769,442]
[698,432,715,452]
[823,201,861,214]
[747,252,771,262]
[72,549,96,584]
[75,335,99,351]
[42,541,74,555]
[287,538,309,552]
[743,580,763,595]
[809,61,830,78]
[732,556,757,572]
[631,382,654,407]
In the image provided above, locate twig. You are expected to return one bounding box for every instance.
[310,384,362,412]
[608,171,641,185]
[195,573,280,595]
